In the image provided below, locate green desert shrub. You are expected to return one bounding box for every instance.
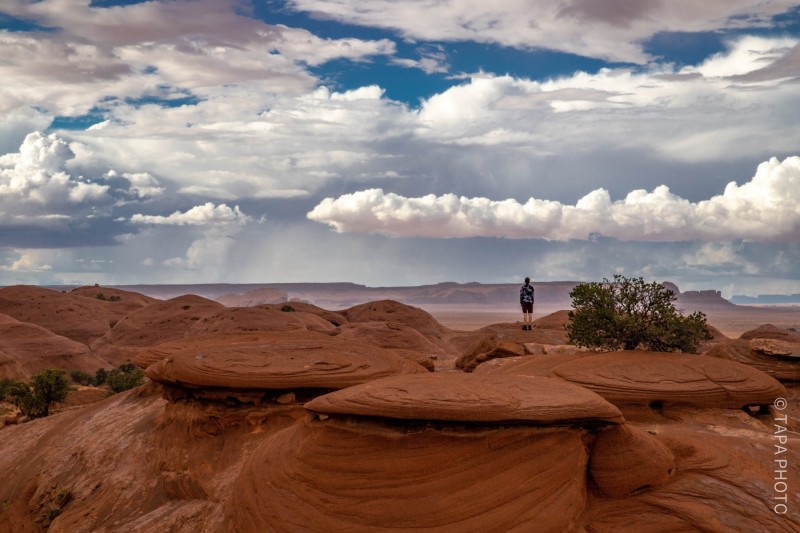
[566,275,711,353]
[0,378,23,402]
[70,370,94,386]
[7,369,70,419]
[280,304,295,312]
[106,363,145,394]
[94,368,108,385]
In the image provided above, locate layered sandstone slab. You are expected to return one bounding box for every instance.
[589,425,675,497]
[335,321,442,370]
[305,372,624,425]
[750,338,799,357]
[550,351,786,408]
[230,420,589,532]
[579,421,800,532]
[476,353,587,377]
[705,324,800,381]
[740,323,800,342]
[342,300,452,349]
[144,331,429,391]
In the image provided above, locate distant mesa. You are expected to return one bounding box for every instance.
[215,287,288,307]
[40,279,746,316]
[550,351,786,408]
[731,293,800,305]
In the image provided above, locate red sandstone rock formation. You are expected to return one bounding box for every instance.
[0,320,111,380]
[231,371,621,532]
[230,420,590,532]
[143,331,429,394]
[550,351,786,408]
[453,310,576,371]
[184,306,338,338]
[0,285,116,345]
[0,291,798,532]
[305,372,624,424]
[740,323,800,342]
[475,352,588,377]
[335,321,442,370]
[256,301,348,326]
[68,285,159,320]
[589,424,675,496]
[342,299,452,350]
[90,294,224,366]
[705,324,800,382]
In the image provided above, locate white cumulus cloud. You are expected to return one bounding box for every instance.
[286,0,799,63]
[0,253,53,272]
[130,202,252,226]
[0,132,110,206]
[308,156,800,242]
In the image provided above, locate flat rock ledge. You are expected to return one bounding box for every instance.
[305,372,624,425]
[143,331,429,392]
[550,351,786,408]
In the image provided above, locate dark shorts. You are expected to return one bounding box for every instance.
[521,302,533,313]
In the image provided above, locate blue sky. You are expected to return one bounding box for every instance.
[1,0,800,297]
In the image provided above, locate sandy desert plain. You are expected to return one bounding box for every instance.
[0,281,798,532]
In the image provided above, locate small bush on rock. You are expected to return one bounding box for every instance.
[0,378,22,402]
[70,370,94,386]
[107,363,145,394]
[7,369,69,419]
[566,275,711,353]
[94,368,108,385]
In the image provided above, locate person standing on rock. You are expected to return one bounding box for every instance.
[520,276,534,330]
